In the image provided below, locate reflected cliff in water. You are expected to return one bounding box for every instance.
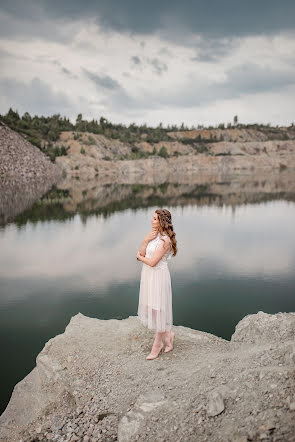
[1,170,295,225]
[1,169,294,227]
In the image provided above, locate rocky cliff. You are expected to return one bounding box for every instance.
[0,121,63,225]
[0,311,294,442]
[1,124,295,226]
[54,130,295,181]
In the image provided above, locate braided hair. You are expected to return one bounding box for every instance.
[155,209,177,257]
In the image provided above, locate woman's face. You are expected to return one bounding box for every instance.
[151,212,160,230]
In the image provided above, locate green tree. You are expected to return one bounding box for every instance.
[22,111,32,121]
[158,145,168,158]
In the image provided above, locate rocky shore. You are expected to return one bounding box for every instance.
[0,121,63,225]
[0,311,294,442]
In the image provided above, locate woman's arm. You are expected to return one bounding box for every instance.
[138,238,149,257]
[137,238,170,267]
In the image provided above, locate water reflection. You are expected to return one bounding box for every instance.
[0,170,295,415]
[0,202,294,304]
[1,169,295,227]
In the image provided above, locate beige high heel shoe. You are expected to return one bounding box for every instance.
[146,342,164,360]
[164,331,175,353]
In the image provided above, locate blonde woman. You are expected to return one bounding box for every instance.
[136,209,177,359]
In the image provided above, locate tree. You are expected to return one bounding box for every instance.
[22,111,32,121]
[233,115,238,126]
[158,145,168,158]
[6,108,20,123]
[76,114,83,125]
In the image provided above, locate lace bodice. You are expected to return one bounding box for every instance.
[145,233,173,268]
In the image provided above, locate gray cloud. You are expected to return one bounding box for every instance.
[0,1,294,125]
[131,55,141,65]
[191,37,239,63]
[0,77,72,116]
[81,68,137,112]
[1,62,294,121]
[1,1,295,42]
[0,7,77,43]
[82,68,121,90]
[147,58,168,75]
[121,62,295,111]
[226,63,295,95]
[130,55,168,75]
[0,48,31,61]
[61,67,71,76]
[157,47,174,57]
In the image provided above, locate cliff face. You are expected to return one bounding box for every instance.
[0,121,63,225]
[167,127,295,142]
[0,311,294,442]
[1,124,295,226]
[54,130,295,181]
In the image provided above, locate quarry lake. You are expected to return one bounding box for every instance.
[1,175,295,414]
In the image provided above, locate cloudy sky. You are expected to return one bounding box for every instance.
[0,1,295,127]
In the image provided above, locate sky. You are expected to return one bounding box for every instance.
[0,0,295,127]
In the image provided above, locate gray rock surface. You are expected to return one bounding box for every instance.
[0,121,63,225]
[0,311,294,442]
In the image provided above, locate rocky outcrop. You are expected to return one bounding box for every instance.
[54,131,295,181]
[0,311,294,442]
[167,127,295,142]
[0,121,63,225]
[55,144,295,181]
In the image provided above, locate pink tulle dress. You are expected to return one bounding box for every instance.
[137,233,173,332]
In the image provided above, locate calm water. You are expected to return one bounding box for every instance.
[1,176,295,414]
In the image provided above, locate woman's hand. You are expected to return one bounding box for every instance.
[136,251,143,261]
[145,228,158,242]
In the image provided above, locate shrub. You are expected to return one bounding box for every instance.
[80,147,86,154]
[158,145,168,158]
[195,144,209,154]
[84,135,96,145]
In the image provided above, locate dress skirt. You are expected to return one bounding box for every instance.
[137,262,173,332]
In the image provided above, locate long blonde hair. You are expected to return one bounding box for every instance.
[155,209,177,257]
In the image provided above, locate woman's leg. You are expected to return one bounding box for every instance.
[146,309,165,357]
[146,331,165,359]
[163,330,172,346]
[151,308,165,347]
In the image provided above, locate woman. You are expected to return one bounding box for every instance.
[136,209,177,360]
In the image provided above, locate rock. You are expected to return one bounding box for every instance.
[206,390,225,417]
[259,420,276,431]
[0,121,63,225]
[118,391,167,442]
[0,311,294,442]
[230,311,295,345]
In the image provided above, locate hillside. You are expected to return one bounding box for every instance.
[52,128,295,180]
[0,120,63,225]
